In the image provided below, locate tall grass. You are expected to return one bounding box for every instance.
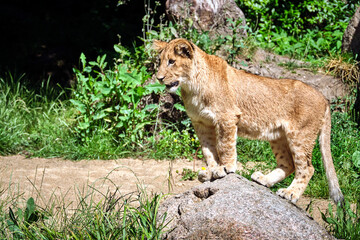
[322,199,360,239]
[0,73,75,157]
[0,180,169,239]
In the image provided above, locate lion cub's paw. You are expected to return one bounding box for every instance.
[211,166,227,179]
[251,171,270,187]
[276,188,299,204]
[198,168,212,183]
[224,164,237,174]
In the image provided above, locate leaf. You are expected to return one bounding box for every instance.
[352,151,360,168]
[96,102,105,109]
[143,104,158,111]
[174,103,186,112]
[336,40,342,50]
[113,44,122,53]
[8,207,18,224]
[145,83,165,94]
[122,94,131,103]
[120,108,132,115]
[25,197,35,220]
[100,54,107,68]
[70,99,87,113]
[80,53,86,68]
[93,111,107,120]
[99,86,111,95]
[89,61,98,66]
[136,86,146,97]
[78,122,90,130]
[84,66,92,73]
[170,26,177,37]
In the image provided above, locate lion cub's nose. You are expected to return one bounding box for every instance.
[157,75,165,83]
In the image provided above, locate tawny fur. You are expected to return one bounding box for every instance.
[154,38,343,204]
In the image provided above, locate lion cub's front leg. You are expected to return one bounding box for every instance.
[193,118,238,182]
[213,120,238,177]
[192,122,218,182]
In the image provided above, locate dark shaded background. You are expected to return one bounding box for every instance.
[0,0,165,86]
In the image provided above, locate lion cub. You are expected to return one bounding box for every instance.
[154,38,343,204]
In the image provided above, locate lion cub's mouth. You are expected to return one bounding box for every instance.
[165,81,179,89]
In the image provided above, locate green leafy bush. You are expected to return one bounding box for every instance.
[237,0,360,60]
[178,168,199,181]
[71,53,164,144]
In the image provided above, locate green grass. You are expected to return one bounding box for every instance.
[0,73,69,156]
[322,199,360,239]
[0,181,169,239]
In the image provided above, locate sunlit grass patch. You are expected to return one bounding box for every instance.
[0,176,169,239]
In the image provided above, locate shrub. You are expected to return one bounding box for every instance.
[237,0,360,60]
[71,53,163,144]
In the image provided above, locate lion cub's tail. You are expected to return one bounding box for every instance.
[319,105,344,204]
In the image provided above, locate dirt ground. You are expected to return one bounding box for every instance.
[0,155,332,226]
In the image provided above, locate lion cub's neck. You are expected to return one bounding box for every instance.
[180,49,237,123]
[182,50,229,96]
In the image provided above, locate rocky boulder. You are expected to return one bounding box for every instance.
[158,174,334,240]
[342,6,360,58]
[165,0,247,38]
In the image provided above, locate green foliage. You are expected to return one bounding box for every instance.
[71,53,163,144]
[0,73,70,156]
[322,199,360,239]
[7,198,44,239]
[147,126,201,160]
[237,0,360,60]
[1,188,169,239]
[126,191,169,239]
[178,168,199,181]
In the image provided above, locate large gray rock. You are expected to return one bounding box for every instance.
[342,6,360,58]
[158,174,335,240]
[165,0,247,38]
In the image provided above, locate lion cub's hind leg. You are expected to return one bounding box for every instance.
[251,137,295,187]
[276,131,316,203]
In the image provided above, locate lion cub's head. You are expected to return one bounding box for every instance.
[153,38,194,93]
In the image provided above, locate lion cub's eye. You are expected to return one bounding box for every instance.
[168,59,175,65]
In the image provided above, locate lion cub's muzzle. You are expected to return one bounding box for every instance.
[165,81,179,89]
[156,75,180,92]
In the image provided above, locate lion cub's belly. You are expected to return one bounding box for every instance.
[184,95,287,142]
[237,123,284,141]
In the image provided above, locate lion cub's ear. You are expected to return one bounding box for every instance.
[153,40,167,52]
[174,40,194,59]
